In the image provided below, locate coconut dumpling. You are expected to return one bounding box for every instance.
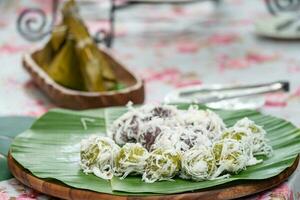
[234,117,265,135]
[203,109,226,140]
[220,128,265,166]
[115,143,149,179]
[151,126,192,152]
[221,127,251,141]
[212,139,248,175]
[140,104,179,120]
[178,105,208,126]
[233,118,272,156]
[108,109,142,146]
[151,126,211,152]
[179,107,226,140]
[181,145,216,181]
[150,127,181,152]
[221,126,267,154]
[80,135,120,180]
[137,118,164,151]
[220,127,253,155]
[142,148,181,183]
[179,126,212,151]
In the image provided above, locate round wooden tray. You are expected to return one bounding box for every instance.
[8,153,299,200]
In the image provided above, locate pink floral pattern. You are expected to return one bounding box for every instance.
[176,41,199,53]
[218,52,278,71]
[250,183,294,200]
[207,33,239,45]
[0,179,48,200]
[265,93,288,108]
[0,43,30,54]
[0,191,9,200]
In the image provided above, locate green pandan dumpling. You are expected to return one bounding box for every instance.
[221,128,248,141]
[181,145,216,181]
[115,143,149,178]
[142,148,181,183]
[212,139,248,175]
[80,135,120,180]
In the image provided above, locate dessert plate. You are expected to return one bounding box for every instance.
[9,105,300,199]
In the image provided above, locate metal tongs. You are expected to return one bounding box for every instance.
[178,81,289,104]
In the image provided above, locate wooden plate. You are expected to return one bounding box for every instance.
[8,152,299,200]
[23,48,145,110]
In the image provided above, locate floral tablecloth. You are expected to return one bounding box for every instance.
[1,0,300,199]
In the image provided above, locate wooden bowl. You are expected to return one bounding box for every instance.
[22,48,145,110]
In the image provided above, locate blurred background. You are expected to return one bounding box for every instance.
[0,0,300,121]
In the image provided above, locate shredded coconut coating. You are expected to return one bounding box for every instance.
[138,118,164,151]
[80,104,273,183]
[108,104,179,147]
[212,139,249,177]
[151,126,211,152]
[142,148,181,183]
[233,117,273,156]
[115,143,149,179]
[178,107,226,140]
[181,145,216,181]
[109,104,226,151]
[80,135,120,180]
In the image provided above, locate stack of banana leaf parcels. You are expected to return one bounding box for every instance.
[33,0,120,92]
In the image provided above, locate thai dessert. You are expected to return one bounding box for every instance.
[212,139,250,177]
[108,104,223,151]
[137,119,164,151]
[179,106,226,140]
[142,148,181,183]
[108,105,178,146]
[151,126,211,152]
[181,145,216,181]
[80,104,272,183]
[80,135,120,180]
[115,143,149,178]
[233,117,273,156]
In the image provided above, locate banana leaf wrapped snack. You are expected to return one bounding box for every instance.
[47,37,84,90]
[35,0,118,92]
[33,25,67,71]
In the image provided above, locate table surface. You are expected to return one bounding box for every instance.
[1,0,300,199]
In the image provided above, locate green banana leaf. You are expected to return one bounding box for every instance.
[10,105,300,195]
[0,116,36,181]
